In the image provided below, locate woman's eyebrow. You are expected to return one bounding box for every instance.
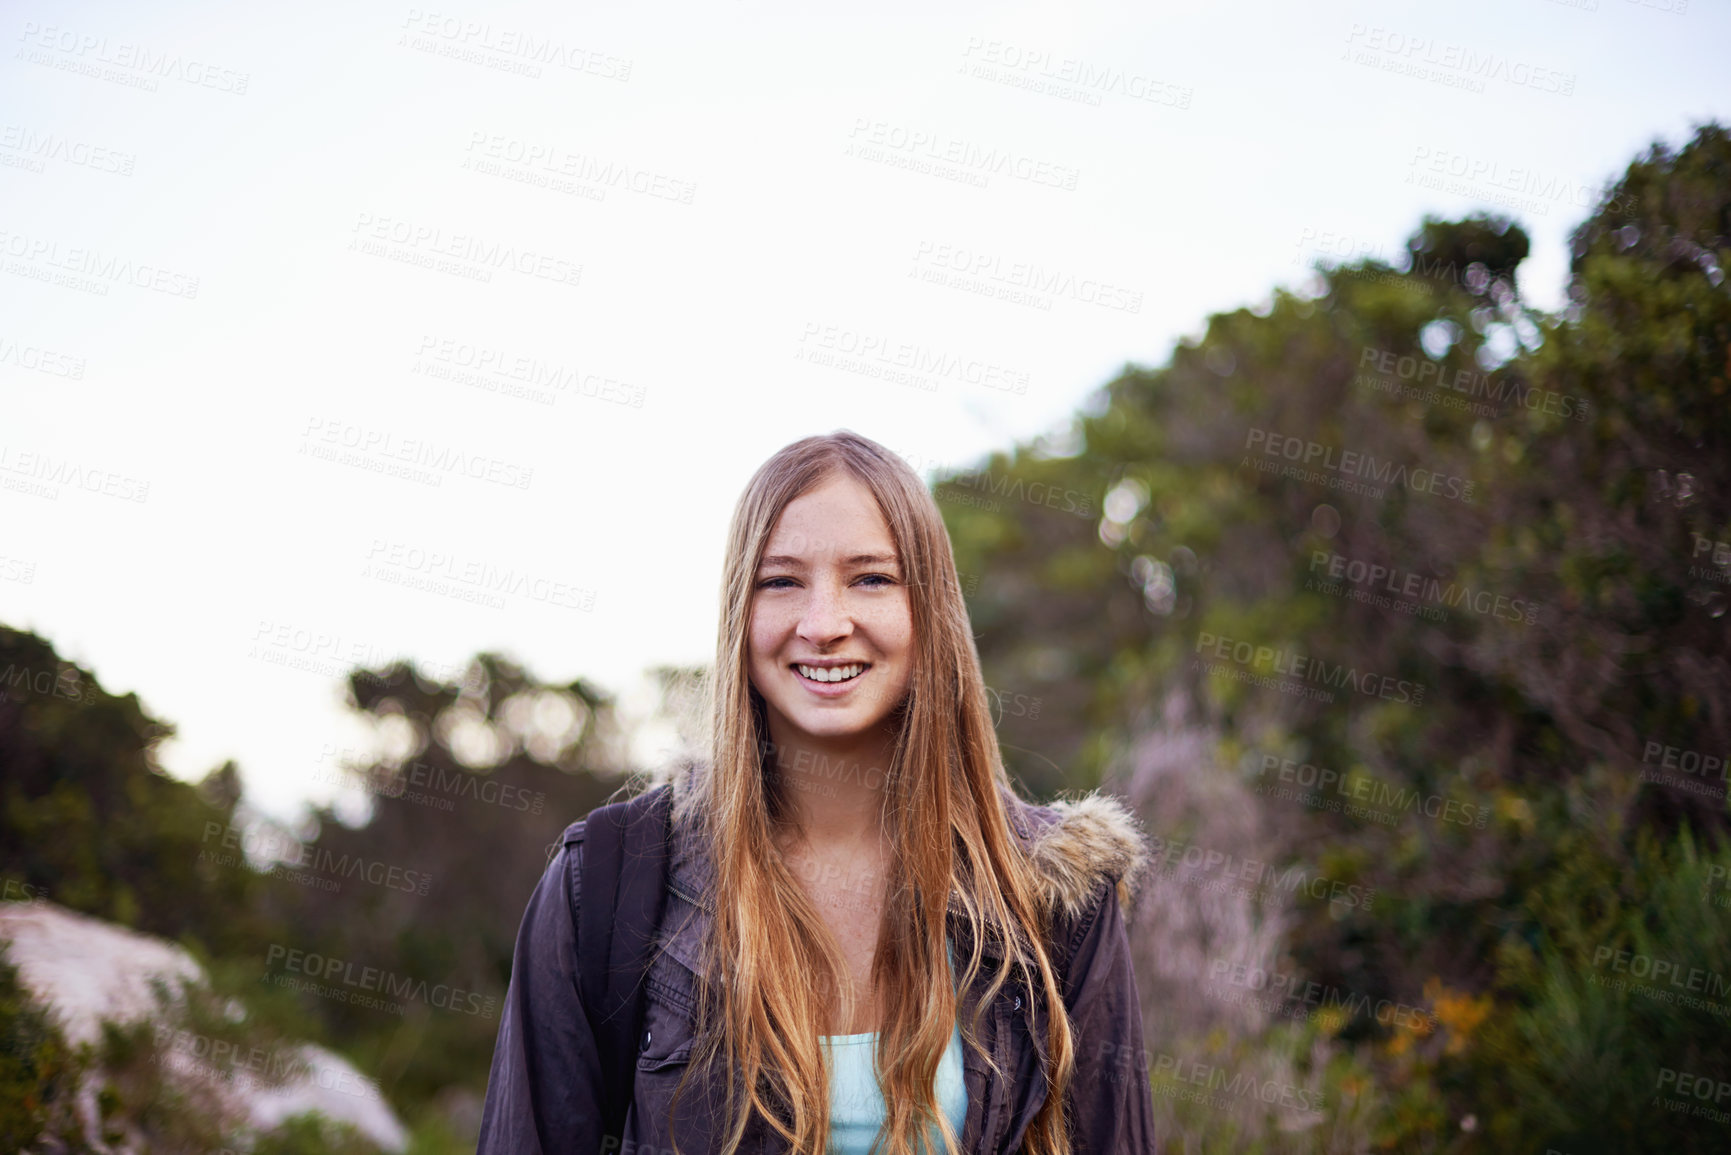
[757,552,900,568]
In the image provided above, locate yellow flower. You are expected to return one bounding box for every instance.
[1424,977,1493,1056]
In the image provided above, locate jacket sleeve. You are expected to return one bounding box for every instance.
[476,830,607,1155]
[1061,877,1158,1154]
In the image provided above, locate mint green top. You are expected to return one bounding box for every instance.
[818,939,967,1153]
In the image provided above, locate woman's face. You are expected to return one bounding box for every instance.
[747,472,914,752]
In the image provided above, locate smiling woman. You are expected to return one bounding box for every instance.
[477,430,1157,1155]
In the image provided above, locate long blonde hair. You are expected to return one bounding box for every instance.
[671,431,1075,1155]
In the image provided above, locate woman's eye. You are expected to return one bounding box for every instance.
[757,577,796,590]
[856,574,894,588]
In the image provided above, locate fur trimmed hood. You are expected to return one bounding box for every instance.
[1015,791,1151,920]
[651,760,1150,921]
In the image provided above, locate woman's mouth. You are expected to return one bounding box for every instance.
[794,663,867,685]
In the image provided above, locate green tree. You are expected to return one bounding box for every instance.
[936,122,1731,1149]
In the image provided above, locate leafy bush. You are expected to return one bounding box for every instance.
[0,946,79,1152]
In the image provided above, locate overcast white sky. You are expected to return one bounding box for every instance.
[3,0,1724,823]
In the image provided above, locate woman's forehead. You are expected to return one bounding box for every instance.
[763,479,895,558]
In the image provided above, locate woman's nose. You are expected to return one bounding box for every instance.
[797,580,853,644]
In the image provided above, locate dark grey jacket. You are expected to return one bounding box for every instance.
[477,773,1157,1154]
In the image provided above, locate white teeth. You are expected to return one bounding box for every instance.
[797,663,864,683]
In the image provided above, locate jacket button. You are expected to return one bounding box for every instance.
[641,1029,652,1052]
[1012,995,1022,1011]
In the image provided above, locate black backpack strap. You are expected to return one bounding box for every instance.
[574,784,674,1148]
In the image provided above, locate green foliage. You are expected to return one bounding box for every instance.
[401,1110,486,1155]
[1,628,621,1145]
[1474,828,1731,1150]
[0,944,391,1154]
[250,1113,388,1155]
[937,122,1731,1148]
[0,627,284,958]
[0,946,79,1152]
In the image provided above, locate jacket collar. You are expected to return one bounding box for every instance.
[654,759,1148,950]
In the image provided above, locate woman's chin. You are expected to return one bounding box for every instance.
[783,708,892,742]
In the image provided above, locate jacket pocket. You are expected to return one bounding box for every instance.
[632,988,699,1147]
[638,961,699,1072]
[637,1037,693,1073]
